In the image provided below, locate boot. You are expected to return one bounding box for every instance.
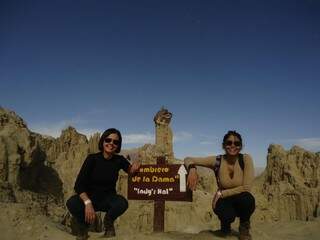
[218,222,232,237]
[71,217,89,240]
[76,227,89,240]
[102,214,116,238]
[239,221,252,240]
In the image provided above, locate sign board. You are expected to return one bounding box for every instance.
[128,164,192,201]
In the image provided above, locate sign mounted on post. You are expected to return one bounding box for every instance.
[128,164,192,202]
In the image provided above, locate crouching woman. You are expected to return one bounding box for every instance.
[185,130,255,240]
[66,128,140,239]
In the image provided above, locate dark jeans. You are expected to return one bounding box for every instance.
[66,193,128,225]
[213,192,255,232]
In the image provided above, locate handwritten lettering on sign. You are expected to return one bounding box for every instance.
[127,164,192,201]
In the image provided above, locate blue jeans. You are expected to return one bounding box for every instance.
[66,193,128,225]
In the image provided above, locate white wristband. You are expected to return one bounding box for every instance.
[84,199,92,205]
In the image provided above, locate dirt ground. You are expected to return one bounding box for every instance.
[1,203,319,240]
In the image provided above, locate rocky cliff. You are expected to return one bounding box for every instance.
[0,108,96,221]
[261,144,320,221]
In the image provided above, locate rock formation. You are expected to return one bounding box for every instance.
[261,144,320,221]
[0,107,63,220]
[121,144,168,165]
[0,107,94,221]
[153,107,174,163]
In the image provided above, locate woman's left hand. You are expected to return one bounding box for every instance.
[130,160,141,174]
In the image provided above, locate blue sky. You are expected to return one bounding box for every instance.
[1,0,320,167]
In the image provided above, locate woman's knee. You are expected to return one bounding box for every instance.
[218,213,236,224]
[214,202,236,223]
[66,195,75,210]
[66,195,83,213]
[242,192,255,205]
[107,195,128,220]
[115,195,128,212]
[215,209,236,223]
[238,192,255,211]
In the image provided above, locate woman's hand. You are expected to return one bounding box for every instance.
[212,190,222,210]
[130,160,141,174]
[84,202,96,224]
[187,168,198,191]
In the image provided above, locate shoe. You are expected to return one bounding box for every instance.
[219,222,232,237]
[215,230,232,238]
[102,214,115,238]
[239,221,252,240]
[75,220,89,240]
[76,233,89,240]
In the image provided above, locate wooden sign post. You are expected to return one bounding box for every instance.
[127,157,192,232]
[154,156,165,232]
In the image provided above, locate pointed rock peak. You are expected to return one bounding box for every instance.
[62,126,77,133]
[0,107,27,129]
[59,126,87,142]
[289,145,308,154]
[89,132,101,141]
[268,144,285,154]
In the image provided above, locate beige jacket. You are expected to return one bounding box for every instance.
[184,154,254,198]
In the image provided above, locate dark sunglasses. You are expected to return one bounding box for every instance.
[104,138,120,146]
[225,140,241,147]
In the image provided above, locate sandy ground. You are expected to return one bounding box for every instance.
[1,203,319,240]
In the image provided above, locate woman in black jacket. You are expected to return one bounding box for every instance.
[66,128,140,239]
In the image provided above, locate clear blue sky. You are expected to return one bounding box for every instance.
[1,0,320,167]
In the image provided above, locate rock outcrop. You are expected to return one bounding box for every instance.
[154,107,174,162]
[0,108,64,220]
[261,144,320,221]
[0,108,37,186]
[121,144,169,165]
[46,126,89,199]
[0,108,93,221]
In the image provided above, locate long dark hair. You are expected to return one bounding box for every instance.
[98,128,122,153]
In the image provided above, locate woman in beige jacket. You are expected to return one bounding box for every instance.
[184,130,255,240]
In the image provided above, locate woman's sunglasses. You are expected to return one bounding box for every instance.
[104,138,120,146]
[225,140,242,147]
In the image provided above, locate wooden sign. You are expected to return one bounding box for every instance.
[128,164,192,201]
